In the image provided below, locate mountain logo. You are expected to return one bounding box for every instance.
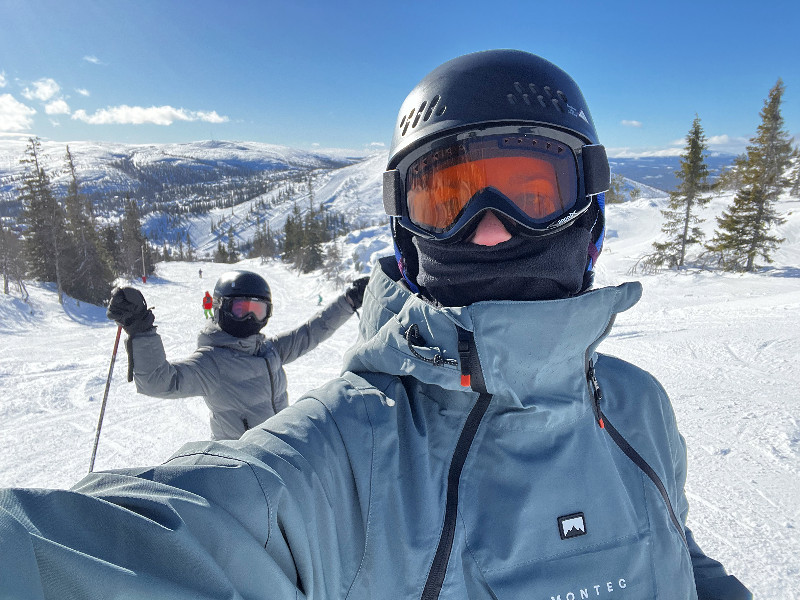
[558,512,587,540]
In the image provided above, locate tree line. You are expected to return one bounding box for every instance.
[635,79,798,273]
[213,175,349,276]
[0,138,155,305]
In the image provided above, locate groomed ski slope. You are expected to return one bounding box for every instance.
[1,194,799,598]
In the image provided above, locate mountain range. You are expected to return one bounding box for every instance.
[0,139,735,257]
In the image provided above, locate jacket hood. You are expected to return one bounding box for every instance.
[197,324,265,355]
[343,257,642,407]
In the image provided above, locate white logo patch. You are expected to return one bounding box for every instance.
[558,513,587,539]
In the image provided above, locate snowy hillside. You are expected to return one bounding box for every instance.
[0,139,369,210]
[1,187,798,597]
[174,151,389,259]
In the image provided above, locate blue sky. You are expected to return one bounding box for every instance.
[1,0,798,157]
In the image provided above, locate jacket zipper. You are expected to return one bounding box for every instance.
[421,327,491,600]
[587,362,688,546]
[421,392,492,600]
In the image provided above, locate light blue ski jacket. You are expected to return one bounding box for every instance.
[0,258,751,599]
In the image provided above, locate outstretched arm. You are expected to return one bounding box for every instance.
[271,276,369,364]
[129,330,219,399]
[106,286,218,399]
[270,294,354,364]
[0,389,369,599]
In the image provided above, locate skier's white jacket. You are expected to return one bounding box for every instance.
[0,258,751,599]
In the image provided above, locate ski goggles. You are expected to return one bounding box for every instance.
[383,128,609,241]
[226,297,272,321]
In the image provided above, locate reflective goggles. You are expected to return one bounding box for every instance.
[226,297,272,321]
[384,129,609,241]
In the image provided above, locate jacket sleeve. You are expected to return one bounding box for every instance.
[0,385,371,599]
[0,448,300,599]
[270,294,354,364]
[129,329,219,399]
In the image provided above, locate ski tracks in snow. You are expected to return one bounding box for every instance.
[1,258,798,597]
[601,272,800,598]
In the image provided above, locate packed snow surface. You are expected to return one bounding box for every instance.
[1,190,799,598]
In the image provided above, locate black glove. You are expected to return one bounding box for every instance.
[107,287,155,336]
[344,276,370,311]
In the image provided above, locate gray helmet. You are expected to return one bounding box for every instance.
[382,50,609,290]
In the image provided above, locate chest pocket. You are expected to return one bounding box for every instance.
[459,418,664,599]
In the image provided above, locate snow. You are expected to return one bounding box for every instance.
[1,181,799,597]
[0,139,371,202]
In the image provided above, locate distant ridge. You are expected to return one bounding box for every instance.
[609,153,736,192]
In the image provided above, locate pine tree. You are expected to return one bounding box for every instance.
[650,115,711,269]
[707,80,792,271]
[299,200,324,273]
[62,146,114,304]
[323,241,344,286]
[604,173,626,204]
[0,221,25,295]
[713,153,748,194]
[791,147,800,198]
[213,241,229,263]
[18,137,68,303]
[226,225,238,263]
[282,202,303,264]
[185,232,195,261]
[119,195,151,278]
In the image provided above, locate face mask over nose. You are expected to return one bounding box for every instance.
[412,224,592,307]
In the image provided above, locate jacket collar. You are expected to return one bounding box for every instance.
[343,257,642,407]
[197,324,265,355]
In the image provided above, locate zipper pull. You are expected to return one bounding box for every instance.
[457,327,472,388]
[587,361,605,429]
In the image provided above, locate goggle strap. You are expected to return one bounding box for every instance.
[383,169,403,217]
[582,144,610,196]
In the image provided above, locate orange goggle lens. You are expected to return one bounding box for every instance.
[230,298,270,320]
[405,136,578,233]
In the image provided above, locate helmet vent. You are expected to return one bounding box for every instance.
[412,101,427,128]
[423,95,443,121]
[508,81,568,113]
[400,95,445,136]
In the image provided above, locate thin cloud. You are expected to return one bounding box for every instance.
[606,146,683,158]
[83,55,104,65]
[0,94,37,131]
[75,88,90,97]
[22,78,61,102]
[706,134,749,154]
[0,72,6,88]
[621,120,643,128]
[71,105,229,126]
[45,98,71,115]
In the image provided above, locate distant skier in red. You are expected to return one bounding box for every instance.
[202,291,213,319]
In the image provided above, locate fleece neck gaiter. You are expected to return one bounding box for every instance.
[413,226,591,307]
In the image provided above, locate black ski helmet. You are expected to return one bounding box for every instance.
[382,49,609,290]
[212,270,273,338]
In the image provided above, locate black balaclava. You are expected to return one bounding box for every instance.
[412,213,592,307]
[217,306,268,338]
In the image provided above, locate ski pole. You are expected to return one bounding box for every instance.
[89,324,122,473]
